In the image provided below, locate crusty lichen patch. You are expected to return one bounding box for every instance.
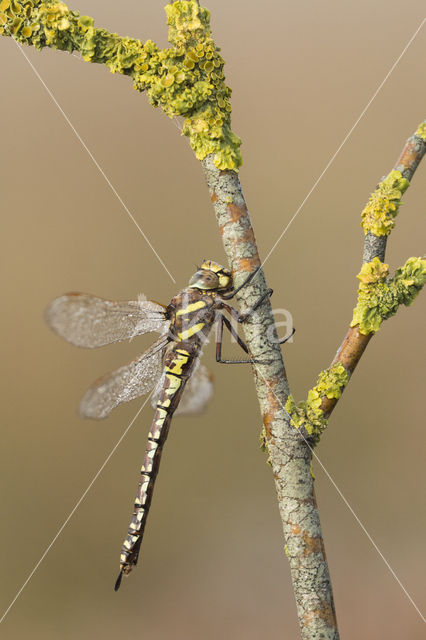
[285,363,349,444]
[361,170,410,236]
[1,0,242,170]
[351,256,426,334]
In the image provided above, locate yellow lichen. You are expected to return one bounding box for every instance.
[416,121,426,141]
[285,363,349,444]
[361,170,410,236]
[1,0,242,170]
[351,256,426,334]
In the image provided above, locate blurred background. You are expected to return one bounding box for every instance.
[0,1,425,638]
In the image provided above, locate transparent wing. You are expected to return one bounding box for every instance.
[80,336,168,420]
[151,358,214,416]
[45,293,168,348]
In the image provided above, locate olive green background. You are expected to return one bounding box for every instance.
[1,1,425,638]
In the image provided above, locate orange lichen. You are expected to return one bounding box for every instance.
[227,202,246,223]
[303,605,337,628]
[301,531,322,556]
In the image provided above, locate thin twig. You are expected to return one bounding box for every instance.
[320,129,425,418]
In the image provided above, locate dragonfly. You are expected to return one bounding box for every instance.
[46,259,290,590]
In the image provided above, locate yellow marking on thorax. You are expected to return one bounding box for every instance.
[177,323,205,341]
[176,300,206,316]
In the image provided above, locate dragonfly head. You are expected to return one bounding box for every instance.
[189,259,233,293]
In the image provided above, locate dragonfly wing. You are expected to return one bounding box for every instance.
[80,336,168,420]
[45,293,168,348]
[151,359,214,416]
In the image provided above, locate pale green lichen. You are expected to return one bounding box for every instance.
[361,170,410,237]
[351,256,426,334]
[285,363,349,444]
[259,424,272,466]
[415,121,426,141]
[1,0,242,170]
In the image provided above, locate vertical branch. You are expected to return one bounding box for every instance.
[202,156,340,640]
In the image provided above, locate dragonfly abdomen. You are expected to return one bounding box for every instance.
[115,342,199,589]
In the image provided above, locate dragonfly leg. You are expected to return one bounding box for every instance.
[219,267,295,349]
[279,326,296,344]
[221,265,263,300]
[237,288,273,323]
[216,313,269,364]
[237,298,296,345]
[219,298,295,347]
[219,265,273,322]
[219,287,273,324]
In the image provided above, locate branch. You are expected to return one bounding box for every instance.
[202,157,339,639]
[286,123,426,440]
[0,0,242,169]
[363,123,426,263]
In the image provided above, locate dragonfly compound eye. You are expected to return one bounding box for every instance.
[189,269,220,290]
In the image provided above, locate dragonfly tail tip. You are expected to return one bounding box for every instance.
[114,570,124,592]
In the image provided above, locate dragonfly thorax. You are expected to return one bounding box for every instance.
[168,287,219,344]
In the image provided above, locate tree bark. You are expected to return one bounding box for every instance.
[202,156,339,640]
